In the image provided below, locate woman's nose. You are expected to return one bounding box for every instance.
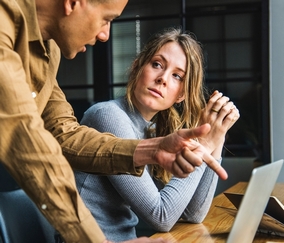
[155,76,166,85]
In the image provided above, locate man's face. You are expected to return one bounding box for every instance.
[57,0,128,59]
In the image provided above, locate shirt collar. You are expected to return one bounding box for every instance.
[16,0,44,43]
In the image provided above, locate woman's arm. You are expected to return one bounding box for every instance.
[180,159,221,223]
[108,165,208,232]
[81,101,215,231]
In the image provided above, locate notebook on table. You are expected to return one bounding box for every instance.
[216,159,283,243]
[220,192,284,237]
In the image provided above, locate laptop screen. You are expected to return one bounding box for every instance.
[226,159,283,243]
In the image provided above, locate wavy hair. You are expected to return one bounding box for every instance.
[126,27,207,183]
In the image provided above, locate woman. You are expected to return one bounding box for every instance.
[76,27,239,242]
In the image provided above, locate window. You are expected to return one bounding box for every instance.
[57,0,268,161]
[110,0,265,159]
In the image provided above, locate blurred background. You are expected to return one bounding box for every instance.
[57,0,284,194]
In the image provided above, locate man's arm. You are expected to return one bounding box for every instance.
[42,81,143,175]
[0,5,110,241]
[134,124,228,180]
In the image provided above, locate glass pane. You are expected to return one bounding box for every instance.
[225,41,252,70]
[190,16,222,40]
[112,22,137,85]
[57,46,93,87]
[139,19,181,44]
[57,46,94,102]
[121,0,181,18]
[225,71,255,78]
[225,13,253,39]
[204,43,224,72]
[206,80,261,158]
[186,0,259,7]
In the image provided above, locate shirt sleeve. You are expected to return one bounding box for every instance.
[0,3,141,242]
[42,81,142,175]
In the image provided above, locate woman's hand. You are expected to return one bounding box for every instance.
[198,90,240,158]
[135,124,228,180]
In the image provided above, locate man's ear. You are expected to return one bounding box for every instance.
[64,0,82,15]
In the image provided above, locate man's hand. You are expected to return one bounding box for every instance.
[134,124,228,180]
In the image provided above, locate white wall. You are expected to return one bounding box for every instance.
[270,0,284,181]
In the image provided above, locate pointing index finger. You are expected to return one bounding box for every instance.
[203,152,228,180]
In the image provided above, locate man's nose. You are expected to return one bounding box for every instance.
[97,23,110,42]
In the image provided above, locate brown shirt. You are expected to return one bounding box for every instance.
[0,0,143,242]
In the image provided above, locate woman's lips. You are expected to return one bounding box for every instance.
[148,88,163,98]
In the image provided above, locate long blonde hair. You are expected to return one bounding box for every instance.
[126,27,207,183]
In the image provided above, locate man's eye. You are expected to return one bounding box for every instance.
[103,19,112,25]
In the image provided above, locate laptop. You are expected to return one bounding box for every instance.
[224,159,283,243]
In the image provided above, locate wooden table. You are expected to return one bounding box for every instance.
[150,182,284,242]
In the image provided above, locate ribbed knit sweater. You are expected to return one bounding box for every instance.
[75,97,220,242]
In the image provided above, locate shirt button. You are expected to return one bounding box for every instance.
[41,204,47,210]
[31,92,37,98]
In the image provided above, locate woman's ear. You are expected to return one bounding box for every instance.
[132,58,139,68]
[176,93,185,103]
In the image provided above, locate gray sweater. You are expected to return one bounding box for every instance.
[76,97,220,242]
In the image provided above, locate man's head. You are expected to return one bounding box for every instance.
[37,0,128,59]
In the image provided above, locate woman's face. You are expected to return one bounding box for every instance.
[132,41,186,121]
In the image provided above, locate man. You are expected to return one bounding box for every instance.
[0,0,227,242]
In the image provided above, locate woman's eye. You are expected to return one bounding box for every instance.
[173,73,183,81]
[152,62,162,68]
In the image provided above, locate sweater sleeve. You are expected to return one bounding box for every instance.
[108,165,208,232]
[180,158,221,223]
[108,161,220,232]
